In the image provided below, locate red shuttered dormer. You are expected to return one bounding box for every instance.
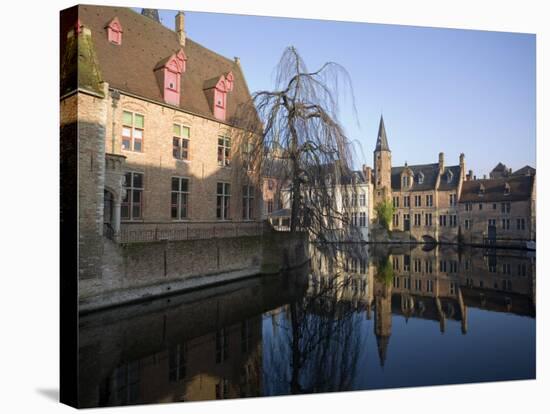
[154,49,188,106]
[105,17,123,45]
[203,72,234,122]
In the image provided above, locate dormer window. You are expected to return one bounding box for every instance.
[504,182,511,196]
[446,170,454,184]
[203,72,234,122]
[418,172,424,184]
[478,183,485,196]
[155,49,187,106]
[106,17,123,45]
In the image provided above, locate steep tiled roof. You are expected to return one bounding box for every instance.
[391,163,461,192]
[60,5,257,127]
[459,175,534,203]
[512,165,536,176]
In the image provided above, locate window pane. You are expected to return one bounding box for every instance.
[173,124,181,136]
[124,173,132,187]
[225,183,230,195]
[122,139,131,150]
[172,177,179,191]
[217,183,223,194]
[181,139,188,149]
[134,141,142,152]
[181,126,190,139]
[132,205,141,219]
[122,111,132,125]
[218,138,224,146]
[181,179,188,193]
[134,114,144,128]
[133,190,141,202]
[122,126,132,137]
[121,204,129,219]
[133,173,143,188]
[134,129,143,139]
[180,194,188,218]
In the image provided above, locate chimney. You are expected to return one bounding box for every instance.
[175,11,186,47]
[460,153,465,166]
[362,164,372,183]
[234,56,241,66]
[438,152,444,172]
[467,169,473,181]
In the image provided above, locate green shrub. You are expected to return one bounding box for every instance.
[375,200,395,231]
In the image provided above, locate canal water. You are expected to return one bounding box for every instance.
[78,244,535,407]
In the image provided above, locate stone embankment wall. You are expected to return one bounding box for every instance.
[79,229,309,313]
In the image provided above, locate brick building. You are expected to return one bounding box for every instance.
[371,116,465,243]
[61,6,262,280]
[459,165,536,245]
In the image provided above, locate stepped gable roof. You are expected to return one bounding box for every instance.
[60,5,258,128]
[459,175,534,203]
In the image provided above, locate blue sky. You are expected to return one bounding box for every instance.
[146,8,535,176]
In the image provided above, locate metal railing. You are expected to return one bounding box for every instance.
[118,221,263,244]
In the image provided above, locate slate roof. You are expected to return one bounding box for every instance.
[491,162,508,173]
[310,163,367,185]
[60,5,258,128]
[374,116,390,152]
[512,165,536,176]
[390,163,460,192]
[459,175,534,203]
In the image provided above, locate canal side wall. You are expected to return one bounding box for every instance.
[79,230,309,313]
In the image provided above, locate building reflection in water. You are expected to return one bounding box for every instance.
[78,244,535,407]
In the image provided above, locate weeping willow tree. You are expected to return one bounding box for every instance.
[235,46,358,239]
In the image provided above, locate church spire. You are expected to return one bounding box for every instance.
[375,115,390,152]
[141,8,160,23]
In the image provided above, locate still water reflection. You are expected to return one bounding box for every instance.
[78,245,535,407]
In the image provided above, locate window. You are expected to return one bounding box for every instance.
[121,172,143,220]
[359,212,366,227]
[518,263,527,277]
[242,141,254,171]
[404,196,410,207]
[215,378,230,399]
[217,182,231,220]
[414,259,421,272]
[418,172,424,184]
[414,195,422,207]
[439,215,447,227]
[449,215,457,227]
[426,194,433,207]
[516,218,526,231]
[169,344,186,383]
[415,279,422,291]
[122,111,144,152]
[215,328,229,363]
[449,193,457,206]
[171,177,189,220]
[172,124,190,160]
[493,203,497,210]
[414,213,421,226]
[502,263,511,275]
[351,212,358,227]
[402,175,409,189]
[501,202,511,214]
[217,136,231,166]
[392,257,399,271]
[450,282,457,295]
[465,219,471,230]
[465,203,472,212]
[425,260,433,274]
[359,193,366,207]
[427,279,433,293]
[267,199,274,214]
[404,255,411,272]
[392,214,399,227]
[393,196,400,208]
[502,218,510,230]
[488,218,496,230]
[479,203,483,210]
[425,213,432,227]
[393,277,400,288]
[242,185,254,220]
[440,260,447,272]
[449,261,458,273]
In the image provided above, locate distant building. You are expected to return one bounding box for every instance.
[459,165,536,245]
[371,116,466,243]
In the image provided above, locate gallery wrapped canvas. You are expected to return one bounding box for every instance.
[60,3,536,409]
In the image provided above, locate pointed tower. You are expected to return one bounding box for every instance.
[373,115,392,205]
[141,8,160,23]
